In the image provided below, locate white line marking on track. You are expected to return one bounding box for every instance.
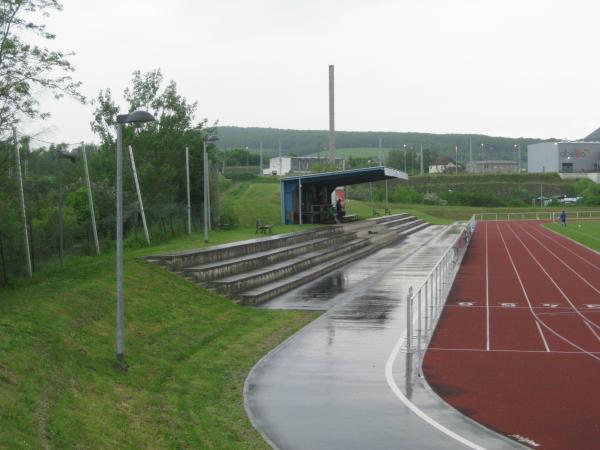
[485,222,490,351]
[584,321,600,343]
[536,226,600,271]
[498,223,600,362]
[385,311,485,449]
[428,347,600,354]
[535,321,550,352]
[496,223,550,352]
[510,223,600,332]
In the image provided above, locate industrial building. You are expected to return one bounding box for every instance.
[468,160,518,174]
[528,142,600,174]
[264,156,346,176]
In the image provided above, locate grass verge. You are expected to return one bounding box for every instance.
[0,227,319,449]
[545,220,600,252]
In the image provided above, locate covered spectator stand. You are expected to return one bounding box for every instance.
[280,166,408,224]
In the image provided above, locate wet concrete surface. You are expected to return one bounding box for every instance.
[246,225,523,450]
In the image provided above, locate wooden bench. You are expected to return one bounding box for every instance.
[342,214,358,223]
[256,220,273,234]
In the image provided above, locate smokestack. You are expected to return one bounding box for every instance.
[328,65,335,164]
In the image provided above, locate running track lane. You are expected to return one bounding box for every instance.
[423,221,600,450]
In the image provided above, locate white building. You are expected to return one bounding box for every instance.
[264,156,346,176]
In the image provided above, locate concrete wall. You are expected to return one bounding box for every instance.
[528,143,559,173]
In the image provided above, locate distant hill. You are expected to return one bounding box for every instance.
[215,126,551,161]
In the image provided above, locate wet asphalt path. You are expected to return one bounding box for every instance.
[245,225,522,450]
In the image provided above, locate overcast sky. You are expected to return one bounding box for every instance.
[22,0,600,145]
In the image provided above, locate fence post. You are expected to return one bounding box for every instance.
[424,279,429,334]
[417,290,422,353]
[406,288,412,352]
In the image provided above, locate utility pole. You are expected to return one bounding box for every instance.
[259,141,263,176]
[186,147,191,235]
[56,148,64,268]
[469,136,473,173]
[81,142,100,255]
[279,138,282,175]
[378,136,383,165]
[541,166,545,208]
[128,146,150,245]
[420,143,424,175]
[455,145,459,175]
[328,64,336,164]
[13,128,32,277]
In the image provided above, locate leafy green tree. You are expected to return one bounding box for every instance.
[0,0,84,137]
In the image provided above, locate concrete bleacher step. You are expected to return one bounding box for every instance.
[239,221,432,305]
[149,226,340,270]
[210,238,370,295]
[372,213,409,224]
[182,232,358,282]
[388,218,424,232]
[381,215,415,228]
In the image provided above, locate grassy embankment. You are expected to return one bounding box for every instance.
[545,220,600,252]
[0,187,319,448]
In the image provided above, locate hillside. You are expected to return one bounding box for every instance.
[216,126,552,161]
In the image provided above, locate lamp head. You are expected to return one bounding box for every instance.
[116,110,156,124]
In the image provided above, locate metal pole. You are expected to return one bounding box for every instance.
[81,142,100,255]
[420,143,424,175]
[417,290,422,350]
[541,166,545,208]
[13,128,32,277]
[128,146,150,245]
[186,147,191,235]
[207,157,212,231]
[299,177,303,225]
[259,141,263,176]
[378,136,382,165]
[369,182,373,215]
[469,137,473,172]
[203,140,209,243]
[329,64,336,164]
[56,149,64,268]
[116,124,125,363]
[279,139,282,175]
[455,145,458,175]
[385,179,389,214]
[406,286,413,353]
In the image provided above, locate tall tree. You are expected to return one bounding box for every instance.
[0,0,84,137]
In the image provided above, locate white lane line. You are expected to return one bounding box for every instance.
[535,225,600,271]
[496,223,549,352]
[519,223,600,294]
[584,321,600,343]
[535,321,550,352]
[498,223,600,362]
[509,223,600,331]
[385,326,485,450]
[428,347,600,354]
[485,222,490,351]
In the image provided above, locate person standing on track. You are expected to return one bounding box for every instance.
[560,210,567,227]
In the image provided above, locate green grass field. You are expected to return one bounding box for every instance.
[545,220,600,252]
[0,228,318,449]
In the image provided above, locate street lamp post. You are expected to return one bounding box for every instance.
[403,144,407,173]
[514,143,521,173]
[203,134,219,243]
[455,145,458,175]
[115,110,155,365]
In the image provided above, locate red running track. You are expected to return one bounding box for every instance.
[423,221,600,450]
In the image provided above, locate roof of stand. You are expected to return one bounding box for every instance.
[281,166,408,186]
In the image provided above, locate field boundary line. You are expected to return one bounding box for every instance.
[485,222,490,351]
[543,225,600,258]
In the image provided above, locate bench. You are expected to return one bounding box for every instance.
[256,220,273,234]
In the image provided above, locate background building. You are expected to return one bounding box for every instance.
[265,156,345,176]
[468,160,518,174]
[528,142,600,174]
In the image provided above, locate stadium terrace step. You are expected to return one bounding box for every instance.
[148,226,340,270]
[210,238,370,295]
[380,216,415,228]
[371,213,410,224]
[182,232,358,282]
[239,221,430,304]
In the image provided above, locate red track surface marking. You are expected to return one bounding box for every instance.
[423,221,600,449]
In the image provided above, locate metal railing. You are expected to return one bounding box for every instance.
[405,217,476,358]
[474,210,600,222]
